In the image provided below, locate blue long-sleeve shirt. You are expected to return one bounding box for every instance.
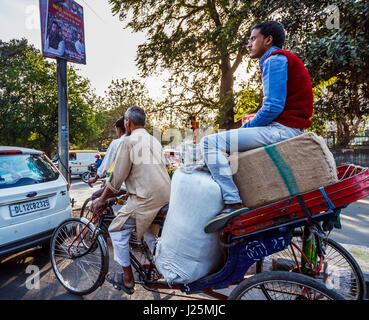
[242,46,288,128]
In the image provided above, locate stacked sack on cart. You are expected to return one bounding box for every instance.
[154,132,338,285]
[228,132,338,209]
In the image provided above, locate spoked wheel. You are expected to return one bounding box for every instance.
[50,218,109,296]
[229,271,345,300]
[267,231,366,300]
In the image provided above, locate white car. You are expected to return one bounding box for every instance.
[0,146,72,258]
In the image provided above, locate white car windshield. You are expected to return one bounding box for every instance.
[0,154,59,189]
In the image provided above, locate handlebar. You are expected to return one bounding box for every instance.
[105,197,118,206]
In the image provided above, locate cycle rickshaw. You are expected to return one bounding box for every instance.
[50,164,368,300]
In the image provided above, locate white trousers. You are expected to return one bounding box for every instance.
[109,217,157,267]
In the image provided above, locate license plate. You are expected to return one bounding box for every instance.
[9,198,50,217]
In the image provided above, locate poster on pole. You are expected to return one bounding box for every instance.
[39,0,86,64]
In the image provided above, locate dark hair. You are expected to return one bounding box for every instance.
[115,116,126,132]
[125,106,146,126]
[252,21,285,48]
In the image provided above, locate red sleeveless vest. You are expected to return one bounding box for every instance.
[266,49,313,129]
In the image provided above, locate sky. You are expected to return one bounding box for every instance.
[0,0,250,101]
[0,0,170,99]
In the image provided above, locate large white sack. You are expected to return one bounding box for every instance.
[154,165,225,284]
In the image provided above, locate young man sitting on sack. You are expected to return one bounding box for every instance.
[201,21,314,223]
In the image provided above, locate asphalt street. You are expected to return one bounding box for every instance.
[0,177,209,300]
[330,197,369,273]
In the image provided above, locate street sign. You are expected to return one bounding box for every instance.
[40,0,86,64]
[327,121,337,133]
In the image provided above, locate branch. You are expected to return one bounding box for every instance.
[168,7,204,42]
[231,49,245,74]
[206,0,222,27]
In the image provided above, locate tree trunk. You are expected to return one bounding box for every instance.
[336,120,360,148]
[218,55,239,130]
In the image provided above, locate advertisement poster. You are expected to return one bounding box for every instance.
[39,0,86,64]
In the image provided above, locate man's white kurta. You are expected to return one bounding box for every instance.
[106,128,171,240]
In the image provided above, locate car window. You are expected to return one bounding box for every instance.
[0,154,59,189]
[69,153,76,161]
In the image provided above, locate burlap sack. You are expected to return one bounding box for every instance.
[229,132,338,209]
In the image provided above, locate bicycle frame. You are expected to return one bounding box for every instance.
[289,233,324,277]
[67,208,105,257]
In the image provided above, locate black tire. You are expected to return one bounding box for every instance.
[229,271,346,300]
[50,218,109,296]
[80,197,93,220]
[81,171,90,183]
[266,232,366,300]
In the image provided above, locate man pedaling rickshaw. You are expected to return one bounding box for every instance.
[91,106,171,294]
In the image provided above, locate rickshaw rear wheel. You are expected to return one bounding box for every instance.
[228,271,345,300]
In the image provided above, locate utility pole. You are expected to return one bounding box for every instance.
[169,77,173,128]
[39,0,86,185]
[57,58,69,184]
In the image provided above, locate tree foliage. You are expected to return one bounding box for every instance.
[234,84,262,122]
[0,39,101,156]
[109,0,369,147]
[108,0,268,129]
[265,0,369,146]
[94,78,157,149]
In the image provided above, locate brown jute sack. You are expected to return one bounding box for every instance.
[229,132,338,209]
